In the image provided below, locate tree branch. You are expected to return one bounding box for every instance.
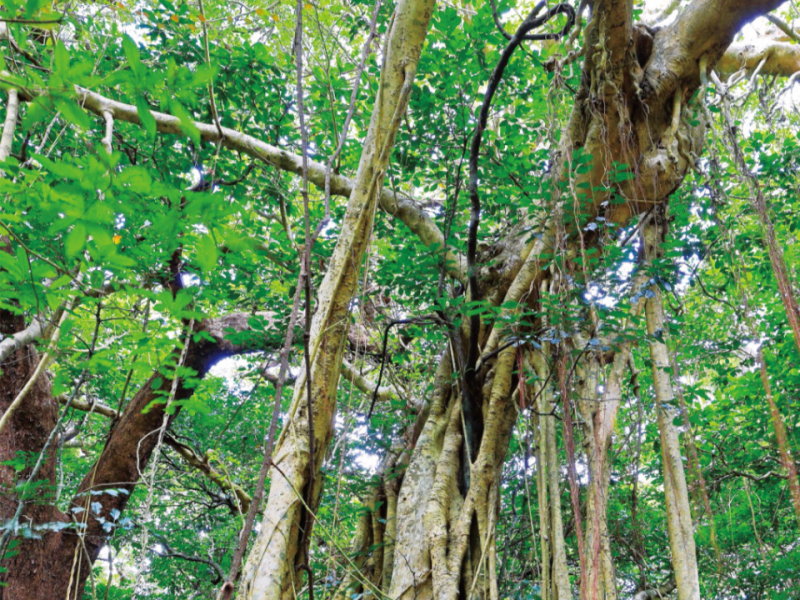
[766,13,800,43]
[0,87,19,162]
[717,39,800,77]
[644,0,784,102]
[43,87,465,283]
[0,310,61,363]
[164,435,252,514]
[340,358,397,403]
[57,395,116,419]
[154,535,226,584]
[634,579,677,600]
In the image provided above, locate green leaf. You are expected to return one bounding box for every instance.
[170,100,201,146]
[117,166,152,193]
[122,35,144,82]
[55,98,92,130]
[196,234,218,272]
[53,40,69,76]
[65,223,86,258]
[135,96,157,140]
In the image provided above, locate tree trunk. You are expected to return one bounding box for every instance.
[532,345,573,600]
[0,314,262,599]
[238,0,436,596]
[642,215,701,600]
[0,310,58,600]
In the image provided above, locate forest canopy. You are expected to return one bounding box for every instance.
[0,0,799,599]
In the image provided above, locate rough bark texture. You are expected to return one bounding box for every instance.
[0,313,263,599]
[0,310,58,600]
[535,346,572,600]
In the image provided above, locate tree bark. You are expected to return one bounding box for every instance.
[0,310,59,600]
[239,0,436,596]
[642,214,700,600]
[0,313,264,599]
[533,346,573,600]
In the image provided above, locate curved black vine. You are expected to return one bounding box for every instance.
[463,1,576,463]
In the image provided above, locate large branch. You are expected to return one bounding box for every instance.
[47,311,273,598]
[0,314,55,363]
[57,394,252,513]
[644,0,785,101]
[717,39,800,76]
[69,88,466,283]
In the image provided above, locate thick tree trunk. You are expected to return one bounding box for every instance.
[387,334,520,600]
[388,352,453,600]
[0,311,58,600]
[0,314,260,599]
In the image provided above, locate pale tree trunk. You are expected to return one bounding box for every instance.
[387,335,519,600]
[642,214,700,600]
[670,355,724,572]
[532,345,573,600]
[332,382,431,600]
[238,0,436,597]
[387,352,452,600]
[576,354,615,600]
[575,272,649,600]
[426,345,517,600]
[532,373,551,600]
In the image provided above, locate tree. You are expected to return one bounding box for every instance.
[0,0,799,599]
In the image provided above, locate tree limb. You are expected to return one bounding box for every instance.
[164,435,252,514]
[154,535,226,584]
[645,0,784,102]
[634,579,677,600]
[41,87,466,283]
[766,13,800,42]
[717,39,800,77]
[340,358,397,403]
[0,311,61,363]
[0,87,19,162]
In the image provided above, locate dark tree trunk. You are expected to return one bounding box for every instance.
[0,309,61,600]
[0,314,257,600]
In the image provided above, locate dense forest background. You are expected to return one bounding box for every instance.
[0,0,799,598]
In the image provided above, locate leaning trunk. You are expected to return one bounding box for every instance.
[0,314,260,600]
[238,0,436,597]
